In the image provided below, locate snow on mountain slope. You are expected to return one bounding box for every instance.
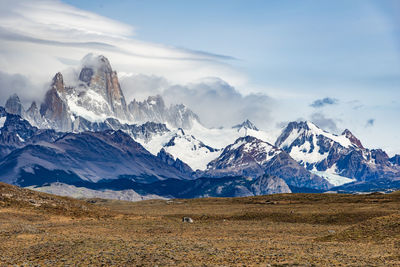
[310,165,356,186]
[186,120,277,149]
[204,136,281,177]
[0,117,6,128]
[203,135,332,190]
[275,121,354,167]
[275,121,400,185]
[138,128,221,171]
[136,119,277,171]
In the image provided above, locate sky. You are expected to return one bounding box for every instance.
[0,0,399,155]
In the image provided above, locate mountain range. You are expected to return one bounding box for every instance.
[1,54,399,200]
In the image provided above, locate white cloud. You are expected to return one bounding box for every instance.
[0,0,246,89]
[121,75,274,129]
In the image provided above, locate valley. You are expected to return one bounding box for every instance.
[1,182,399,266]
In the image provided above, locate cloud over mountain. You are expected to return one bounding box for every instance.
[310,97,338,108]
[121,75,273,129]
[0,0,245,90]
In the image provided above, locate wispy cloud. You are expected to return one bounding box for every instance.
[310,97,338,108]
[0,0,245,89]
[310,112,338,133]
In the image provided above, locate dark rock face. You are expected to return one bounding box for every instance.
[157,148,193,174]
[40,73,72,131]
[342,129,364,149]
[5,94,24,116]
[390,155,400,166]
[203,135,332,190]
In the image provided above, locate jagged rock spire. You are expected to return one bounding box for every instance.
[40,72,71,131]
[5,93,24,116]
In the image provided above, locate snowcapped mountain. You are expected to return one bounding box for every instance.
[1,53,399,197]
[138,127,221,171]
[275,121,400,186]
[8,54,200,133]
[203,135,331,190]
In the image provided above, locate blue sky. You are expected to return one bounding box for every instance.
[63,0,400,92]
[63,0,400,153]
[0,0,399,154]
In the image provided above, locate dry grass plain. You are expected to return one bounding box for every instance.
[1,182,400,266]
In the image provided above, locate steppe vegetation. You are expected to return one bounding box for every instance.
[1,182,399,266]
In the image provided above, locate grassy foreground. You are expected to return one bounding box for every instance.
[1,182,400,266]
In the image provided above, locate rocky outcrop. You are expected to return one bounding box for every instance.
[251,174,291,195]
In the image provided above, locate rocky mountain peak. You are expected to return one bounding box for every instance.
[232,119,259,131]
[342,129,364,149]
[77,54,128,120]
[51,72,65,94]
[5,93,24,116]
[27,101,38,111]
[40,73,71,131]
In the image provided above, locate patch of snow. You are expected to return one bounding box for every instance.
[163,135,222,171]
[310,164,355,186]
[16,133,24,142]
[66,89,112,122]
[138,127,221,171]
[289,138,328,165]
[306,121,352,148]
[0,116,5,128]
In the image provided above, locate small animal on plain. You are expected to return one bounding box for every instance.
[182,217,194,223]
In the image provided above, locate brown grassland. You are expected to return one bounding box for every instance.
[0,182,399,266]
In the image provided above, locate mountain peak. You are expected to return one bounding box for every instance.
[342,129,364,149]
[5,93,24,116]
[80,53,112,73]
[232,119,259,131]
[51,72,65,94]
[77,53,128,120]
